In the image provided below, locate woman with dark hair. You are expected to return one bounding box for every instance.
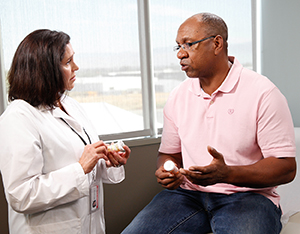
[0,29,131,234]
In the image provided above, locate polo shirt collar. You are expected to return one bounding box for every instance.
[218,56,242,94]
[189,56,243,96]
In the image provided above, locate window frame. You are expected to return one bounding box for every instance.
[0,20,7,114]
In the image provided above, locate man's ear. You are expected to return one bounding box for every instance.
[213,35,224,55]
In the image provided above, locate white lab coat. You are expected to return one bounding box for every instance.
[0,95,125,234]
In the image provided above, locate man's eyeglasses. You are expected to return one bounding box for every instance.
[173,36,216,51]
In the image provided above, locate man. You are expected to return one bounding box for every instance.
[122,13,296,234]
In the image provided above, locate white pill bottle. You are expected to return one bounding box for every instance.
[163,160,179,174]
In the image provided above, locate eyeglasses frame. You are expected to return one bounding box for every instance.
[173,35,216,51]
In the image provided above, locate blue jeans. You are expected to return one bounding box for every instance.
[122,187,282,234]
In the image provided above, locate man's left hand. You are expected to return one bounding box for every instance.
[180,146,230,186]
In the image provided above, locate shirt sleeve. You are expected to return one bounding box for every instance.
[0,110,89,214]
[257,87,296,158]
[98,159,125,184]
[159,89,182,154]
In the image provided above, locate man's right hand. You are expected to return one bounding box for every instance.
[155,165,184,190]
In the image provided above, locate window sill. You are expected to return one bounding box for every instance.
[124,135,161,148]
[105,135,161,148]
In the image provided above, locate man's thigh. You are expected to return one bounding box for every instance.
[122,188,212,234]
[209,192,282,234]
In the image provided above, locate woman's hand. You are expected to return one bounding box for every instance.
[79,141,108,174]
[105,145,131,168]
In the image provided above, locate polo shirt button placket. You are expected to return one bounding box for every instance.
[206,98,215,120]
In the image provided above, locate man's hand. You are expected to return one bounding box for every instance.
[180,145,296,188]
[180,146,230,186]
[155,164,184,190]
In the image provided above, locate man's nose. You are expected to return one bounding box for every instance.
[177,47,188,59]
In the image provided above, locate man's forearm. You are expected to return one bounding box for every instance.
[226,157,296,188]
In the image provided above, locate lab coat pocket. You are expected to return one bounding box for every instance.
[28,218,81,234]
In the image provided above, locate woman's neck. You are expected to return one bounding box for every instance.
[57,100,68,115]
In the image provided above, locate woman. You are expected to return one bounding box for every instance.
[0,29,130,234]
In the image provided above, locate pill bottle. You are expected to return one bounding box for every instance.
[163,160,179,174]
[108,140,125,152]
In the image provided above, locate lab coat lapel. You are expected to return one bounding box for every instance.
[52,106,84,134]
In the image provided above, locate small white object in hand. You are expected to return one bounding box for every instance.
[108,140,125,152]
[163,160,179,174]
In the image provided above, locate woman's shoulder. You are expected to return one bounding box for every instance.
[0,100,41,129]
[2,100,36,116]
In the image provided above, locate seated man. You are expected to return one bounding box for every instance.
[122,12,296,234]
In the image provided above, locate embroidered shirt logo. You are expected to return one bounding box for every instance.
[228,109,234,115]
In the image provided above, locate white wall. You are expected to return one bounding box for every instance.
[261,0,300,126]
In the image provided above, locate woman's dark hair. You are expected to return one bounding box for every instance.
[7,29,70,108]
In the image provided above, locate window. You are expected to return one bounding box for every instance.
[0,0,253,141]
[150,0,253,128]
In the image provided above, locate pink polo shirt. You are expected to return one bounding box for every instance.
[159,57,296,206]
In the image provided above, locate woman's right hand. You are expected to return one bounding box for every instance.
[79,141,108,174]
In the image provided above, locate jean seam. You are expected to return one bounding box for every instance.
[210,215,215,233]
[167,209,202,234]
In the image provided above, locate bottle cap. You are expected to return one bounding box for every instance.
[164,160,176,171]
[116,140,125,151]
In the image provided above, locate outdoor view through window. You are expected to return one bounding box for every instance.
[0,0,252,138]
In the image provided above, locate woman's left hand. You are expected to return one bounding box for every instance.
[105,145,131,167]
